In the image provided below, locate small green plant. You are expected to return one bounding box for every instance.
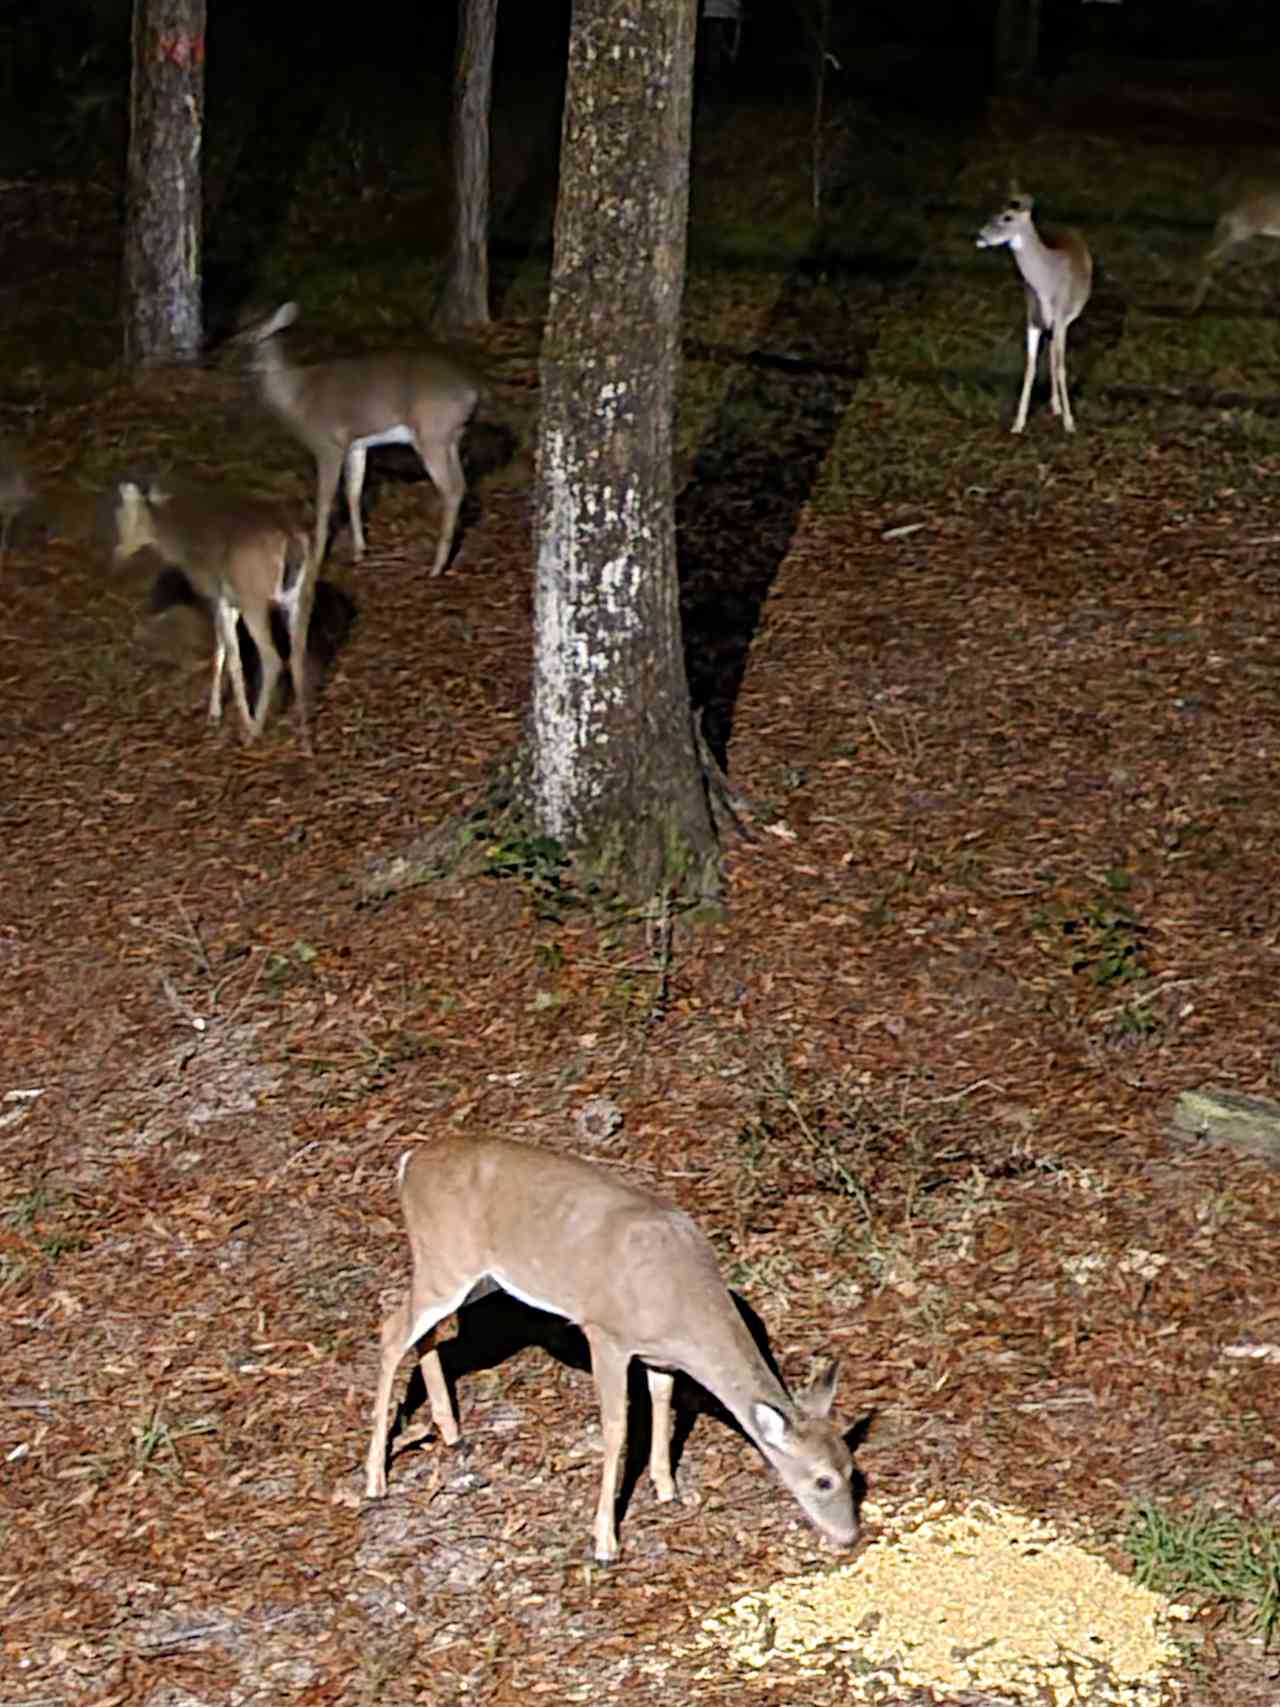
[133,1411,176,1468]
[1110,1000,1163,1037]
[329,1029,432,1101]
[263,940,320,990]
[737,1057,888,1222]
[131,1405,217,1474]
[39,1230,85,1260]
[1036,874,1153,988]
[1125,1502,1280,1649]
[535,940,565,972]
[3,1180,59,1231]
[481,831,581,916]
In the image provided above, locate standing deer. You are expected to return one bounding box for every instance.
[367,1136,861,1563]
[977,189,1093,434]
[236,303,481,576]
[113,480,315,748]
[1189,187,1280,312]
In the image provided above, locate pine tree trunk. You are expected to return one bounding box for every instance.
[527,0,717,901]
[123,0,206,366]
[438,0,496,329]
[994,0,1041,90]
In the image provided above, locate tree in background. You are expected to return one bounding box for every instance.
[525,0,718,901]
[123,0,205,365]
[438,0,498,329]
[994,0,1042,90]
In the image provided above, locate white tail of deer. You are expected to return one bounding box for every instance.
[366,1137,860,1563]
[236,303,481,576]
[1189,187,1280,312]
[977,189,1093,434]
[113,481,315,748]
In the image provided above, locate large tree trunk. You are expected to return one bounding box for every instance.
[123,0,205,366]
[437,0,497,329]
[526,0,717,901]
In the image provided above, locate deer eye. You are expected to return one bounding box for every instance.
[815,1474,835,1493]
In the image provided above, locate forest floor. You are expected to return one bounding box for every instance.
[2,57,1279,1707]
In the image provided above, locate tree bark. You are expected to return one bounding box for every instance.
[526,0,717,902]
[123,0,205,366]
[438,0,497,329]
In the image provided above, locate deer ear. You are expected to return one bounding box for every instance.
[796,1359,839,1420]
[752,1400,791,1450]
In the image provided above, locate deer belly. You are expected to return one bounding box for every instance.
[352,425,416,453]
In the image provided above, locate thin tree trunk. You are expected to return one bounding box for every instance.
[123,0,205,366]
[811,0,831,213]
[438,0,496,329]
[994,0,1041,90]
[527,0,717,900]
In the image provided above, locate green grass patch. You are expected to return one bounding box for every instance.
[1125,1503,1280,1649]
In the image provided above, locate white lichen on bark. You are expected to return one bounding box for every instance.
[533,419,649,839]
[525,0,716,893]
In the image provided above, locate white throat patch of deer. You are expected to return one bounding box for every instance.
[366,1136,860,1563]
[235,302,481,576]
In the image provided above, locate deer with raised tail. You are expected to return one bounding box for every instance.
[113,480,315,748]
[235,303,481,576]
[1189,187,1280,312]
[977,188,1093,434]
[366,1136,862,1563]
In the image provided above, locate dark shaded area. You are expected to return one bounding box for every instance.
[677,267,870,767]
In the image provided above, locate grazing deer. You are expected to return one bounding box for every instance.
[113,480,314,748]
[977,188,1093,434]
[1189,187,1280,312]
[366,1136,861,1564]
[236,303,481,576]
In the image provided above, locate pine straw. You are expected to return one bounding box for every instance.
[3,181,1280,1707]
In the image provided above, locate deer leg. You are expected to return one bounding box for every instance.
[343,443,369,561]
[1053,326,1075,433]
[418,437,465,577]
[313,449,345,571]
[276,535,316,753]
[208,613,230,724]
[646,1368,676,1504]
[419,1343,459,1444]
[238,604,282,740]
[1012,323,1041,434]
[1204,222,1244,273]
[367,1293,412,1498]
[1191,221,1245,312]
[367,1296,454,1498]
[216,598,261,738]
[585,1330,630,1563]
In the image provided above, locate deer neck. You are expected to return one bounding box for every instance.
[255,350,305,419]
[1010,227,1056,288]
[672,1301,797,1446]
